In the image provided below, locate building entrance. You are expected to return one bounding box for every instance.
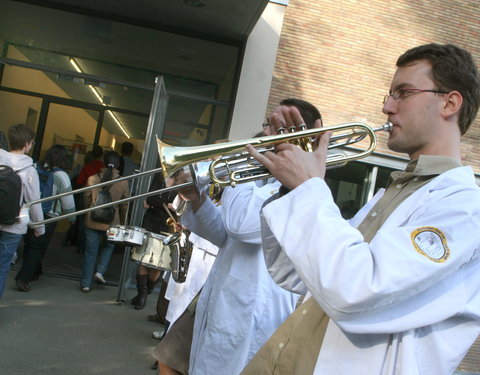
[0,60,153,286]
[0,55,229,292]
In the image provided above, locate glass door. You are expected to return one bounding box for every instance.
[39,102,101,172]
[0,90,42,152]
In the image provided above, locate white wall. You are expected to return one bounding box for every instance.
[228,2,287,140]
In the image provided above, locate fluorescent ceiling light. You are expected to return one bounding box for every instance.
[69,58,130,139]
[69,58,82,73]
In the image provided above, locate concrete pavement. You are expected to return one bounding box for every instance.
[0,272,164,375]
[1,229,478,375]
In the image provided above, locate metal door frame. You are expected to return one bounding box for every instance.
[116,77,168,302]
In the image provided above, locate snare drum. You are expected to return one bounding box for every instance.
[123,226,146,246]
[130,232,173,271]
[106,225,127,244]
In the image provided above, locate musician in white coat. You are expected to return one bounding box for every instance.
[151,230,218,375]
[175,99,322,375]
[245,44,480,375]
[164,232,218,330]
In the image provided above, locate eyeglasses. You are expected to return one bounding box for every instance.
[383,88,449,104]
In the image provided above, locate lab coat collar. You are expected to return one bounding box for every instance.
[395,155,462,179]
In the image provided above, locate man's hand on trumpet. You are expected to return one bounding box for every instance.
[246,105,330,191]
[166,169,205,212]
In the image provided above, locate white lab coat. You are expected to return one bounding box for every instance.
[261,166,480,375]
[182,182,299,375]
[164,232,218,328]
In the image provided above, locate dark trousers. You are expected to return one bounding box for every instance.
[156,279,170,322]
[16,221,57,282]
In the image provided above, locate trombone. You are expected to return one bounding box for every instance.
[26,121,392,227]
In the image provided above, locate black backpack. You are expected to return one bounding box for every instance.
[90,185,115,224]
[0,165,23,225]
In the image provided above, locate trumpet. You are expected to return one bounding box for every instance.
[159,121,393,187]
[26,121,391,227]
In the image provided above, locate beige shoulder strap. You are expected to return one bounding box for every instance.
[240,297,329,375]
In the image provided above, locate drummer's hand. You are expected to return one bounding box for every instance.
[167,169,205,212]
[173,222,183,232]
[143,201,150,209]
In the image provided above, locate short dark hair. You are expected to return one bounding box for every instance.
[8,124,35,151]
[44,144,69,170]
[120,142,134,156]
[280,98,322,128]
[104,150,121,168]
[397,43,480,135]
[91,145,103,159]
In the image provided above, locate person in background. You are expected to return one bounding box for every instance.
[15,144,75,292]
[74,146,103,254]
[69,150,93,192]
[151,196,219,375]
[119,141,139,191]
[130,172,176,310]
[0,124,44,298]
[80,151,129,293]
[172,99,322,375]
[76,145,104,188]
[2,130,14,265]
[65,150,93,249]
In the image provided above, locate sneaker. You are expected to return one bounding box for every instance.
[81,287,91,293]
[152,328,166,340]
[94,272,106,284]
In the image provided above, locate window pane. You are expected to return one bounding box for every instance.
[325,162,370,219]
[99,111,148,168]
[163,97,229,146]
[374,165,396,192]
[44,103,100,172]
[0,90,42,150]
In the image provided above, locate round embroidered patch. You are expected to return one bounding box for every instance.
[410,226,450,262]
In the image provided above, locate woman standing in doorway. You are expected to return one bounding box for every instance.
[80,151,129,293]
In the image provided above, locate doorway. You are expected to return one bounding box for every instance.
[0,67,151,285]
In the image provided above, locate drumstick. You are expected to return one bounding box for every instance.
[162,203,177,222]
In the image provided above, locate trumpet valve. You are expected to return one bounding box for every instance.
[303,141,313,153]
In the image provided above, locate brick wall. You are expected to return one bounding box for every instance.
[268,0,480,172]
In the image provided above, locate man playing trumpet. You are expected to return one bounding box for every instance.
[173,99,322,375]
[243,43,480,375]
